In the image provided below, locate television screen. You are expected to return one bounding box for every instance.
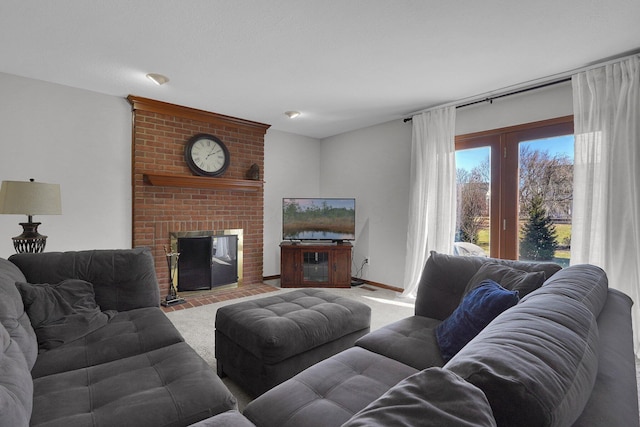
[283,198,356,241]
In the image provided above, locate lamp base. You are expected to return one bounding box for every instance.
[12,222,47,253]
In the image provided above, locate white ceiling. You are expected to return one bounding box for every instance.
[1,1,639,139]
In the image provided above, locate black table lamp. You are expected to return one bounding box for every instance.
[0,179,62,253]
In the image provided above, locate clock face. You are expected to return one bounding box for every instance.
[185,134,230,177]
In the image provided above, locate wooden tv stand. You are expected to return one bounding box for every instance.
[280,242,352,288]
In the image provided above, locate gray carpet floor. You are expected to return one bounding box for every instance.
[165,281,415,410]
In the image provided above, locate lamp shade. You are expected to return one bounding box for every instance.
[0,180,62,216]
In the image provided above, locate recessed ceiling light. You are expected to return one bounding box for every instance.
[146,73,170,85]
[285,111,301,119]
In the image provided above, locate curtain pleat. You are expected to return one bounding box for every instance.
[572,55,640,356]
[402,107,456,298]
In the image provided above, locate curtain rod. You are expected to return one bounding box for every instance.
[403,77,570,122]
[404,50,640,122]
[456,77,571,108]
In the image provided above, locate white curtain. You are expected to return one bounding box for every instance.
[571,55,640,355]
[402,107,456,298]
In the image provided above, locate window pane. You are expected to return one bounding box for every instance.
[518,135,574,266]
[455,147,491,256]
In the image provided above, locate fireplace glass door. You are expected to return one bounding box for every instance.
[177,235,238,291]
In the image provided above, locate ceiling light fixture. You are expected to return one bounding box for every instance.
[146,73,170,85]
[285,111,301,119]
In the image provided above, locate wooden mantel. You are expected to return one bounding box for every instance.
[143,172,263,192]
[127,95,270,132]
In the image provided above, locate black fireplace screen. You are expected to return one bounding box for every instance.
[177,235,238,291]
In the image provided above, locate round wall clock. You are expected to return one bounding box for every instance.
[184,133,230,177]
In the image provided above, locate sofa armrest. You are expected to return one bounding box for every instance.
[571,289,639,427]
[9,248,160,311]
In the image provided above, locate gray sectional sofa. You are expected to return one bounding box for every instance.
[0,248,236,427]
[3,248,637,426]
[201,252,639,427]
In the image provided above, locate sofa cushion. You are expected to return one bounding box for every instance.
[9,248,160,311]
[16,279,116,351]
[189,410,257,427]
[343,367,496,427]
[414,251,561,321]
[243,346,418,427]
[0,322,33,427]
[524,262,608,317]
[463,261,547,299]
[436,280,518,361]
[0,259,38,370]
[446,264,606,427]
[355,315,444,370]
[31,306,184,378]
[31,342,237,427]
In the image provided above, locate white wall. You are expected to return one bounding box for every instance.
[455,81,573,134]
[263,129,321,276]
[0,73,132,258]
[320,119,412,287]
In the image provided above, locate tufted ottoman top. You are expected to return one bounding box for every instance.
[215,289,371,364]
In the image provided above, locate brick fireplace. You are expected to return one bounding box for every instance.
[128,96,270,297]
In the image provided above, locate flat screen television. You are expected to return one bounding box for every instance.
[283,198,356,242]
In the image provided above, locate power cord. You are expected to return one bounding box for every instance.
[352,257,368,282]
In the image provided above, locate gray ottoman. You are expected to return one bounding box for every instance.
[215,289,371,397]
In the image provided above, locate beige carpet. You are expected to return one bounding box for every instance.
[164,281,415,410]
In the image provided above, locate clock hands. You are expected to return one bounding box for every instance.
[205,147,221,159]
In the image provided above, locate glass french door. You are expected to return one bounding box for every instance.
[517,135,574,266]
[455,145,492,256]
[455,116,574,261]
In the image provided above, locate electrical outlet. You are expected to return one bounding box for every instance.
[364,257,370,265]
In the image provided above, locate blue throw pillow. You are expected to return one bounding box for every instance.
[436,279,518,361]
